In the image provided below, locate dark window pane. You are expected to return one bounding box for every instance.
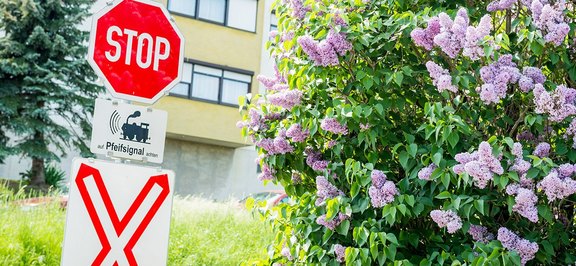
[192,73,219,101]
[171,82,190,96]
[222,79,248,105]
[198,0,226,23]
[168,0,197,16]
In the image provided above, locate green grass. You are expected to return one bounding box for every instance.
[0,183,273,265]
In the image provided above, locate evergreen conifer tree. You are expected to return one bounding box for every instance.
[0,0,102,188]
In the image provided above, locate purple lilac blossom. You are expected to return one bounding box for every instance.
[433,8,469,58]
[463,15,492,60]
[257,75,278,89]
[334,244,346,263]
[317,40,339,66]
[297,31,351,66]
[537,169,576,202]
[315,176,344,206]
[269,30,278,38]
[523,67,546,84]
[566,119,576,147]
[518,67,546,92]
[326,30,352,56]
[256,135,294,155]
[533,142,550,157]
[558,163,575,177]
[425,61,457,93]
[418,164,437,180]
[305,147,328,171]
[281,247,293,260]
[286,124,310,142]
[268,89,303,109]
[533,84,576,122]
[453,142,503,188]
[510,142,530,175]
[291,172,302,184]
[531,0,568,46]
[321,118,349,135]
[360,123,371,131]
[468,224,494,243]
[477,54,521,104]
[368,170,398,208]
[257,65,287,90]
[325,140,337,149]
[512,188,539,222]
[281,31,295,42]
[497,227,539,265]
[519,174,535,188]
[411,17,441,50]
[271,84,289,92]
[298,35,322,65]
[245,109,267,132]
[430,209,462,233]
[512,142,523,158]
[290,0,311,20]
[371,170,387,188]
[517,130,536,142]
[511,159,531,175]
[316,213,348,230]
[258,164,275,181]
[452,151,478,174]
[487,0,517,11]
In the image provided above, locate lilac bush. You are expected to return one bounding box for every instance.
[240,0,576,264]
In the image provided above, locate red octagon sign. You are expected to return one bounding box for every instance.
[88,0,184,104]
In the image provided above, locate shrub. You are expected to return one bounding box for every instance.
[240,0,576,265]
[20,164,66,191]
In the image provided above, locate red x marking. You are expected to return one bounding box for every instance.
[75,163,170,266]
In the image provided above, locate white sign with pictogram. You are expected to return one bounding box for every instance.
[90,98,167,163]
[61,158,175,266]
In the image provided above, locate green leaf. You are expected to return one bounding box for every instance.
[386,233,399,245]
[408,144,418,158]
[326,198,340,220]
[538,205,553,223]
[406,195,415,207]
[435,191,452,199]
[432,152,443,166]
[526,168,539,179]
[541,240,554,256]
[394,72,404,86]
[441,173,451,189]
[397,204,407,215]
[447,132,459,148]
[503,137,515,149]
[530,41,543,56]
[336,219,350,236]
[350,182,360,198]
[474,199,485,215]
[399,151,409,169]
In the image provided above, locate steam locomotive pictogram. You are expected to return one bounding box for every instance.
[109,110,151,144]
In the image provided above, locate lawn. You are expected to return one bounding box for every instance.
[0,183,273,265]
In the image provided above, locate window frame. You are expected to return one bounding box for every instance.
[167,0,259,33]
[169,59,254,108]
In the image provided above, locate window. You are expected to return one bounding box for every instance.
[171,60,253,106]
[270,12,278,32]
[168,0,258,32]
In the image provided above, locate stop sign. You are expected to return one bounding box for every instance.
[88,0,184,104]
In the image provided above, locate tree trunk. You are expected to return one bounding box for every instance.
[29,130,46,187]
[29,157,46,187]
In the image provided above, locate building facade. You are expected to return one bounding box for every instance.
[0,0,279,200]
